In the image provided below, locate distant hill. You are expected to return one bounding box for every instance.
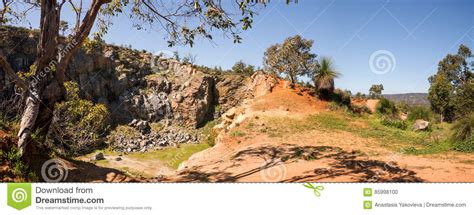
[383,93,429,106]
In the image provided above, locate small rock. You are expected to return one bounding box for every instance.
[129,119,139,126]
[115,157,122,161]
[175,94,184,103]
[94,152,105,161]
[399,112,408,121]
[413,119,429,131]
[136,120,150,133]
[140,140,148,148]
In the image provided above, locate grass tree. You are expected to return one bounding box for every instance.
[313,57,340,100]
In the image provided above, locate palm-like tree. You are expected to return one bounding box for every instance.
[313,57,341,99]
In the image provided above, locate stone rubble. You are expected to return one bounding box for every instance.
[109,120,200,153]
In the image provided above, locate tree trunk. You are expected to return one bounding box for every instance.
[16,0,110,156]
[17,0,60,155]
[289,73,296,89]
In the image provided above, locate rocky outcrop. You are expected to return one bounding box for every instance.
[213,71,278,133]
[248,71,279,98]
[352,99,380,114]
[0,26,261,150]
[214,74,249,116]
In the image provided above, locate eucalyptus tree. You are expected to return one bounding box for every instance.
[369,84,384,99]
[428,44,473,122]
[263,35,317,87]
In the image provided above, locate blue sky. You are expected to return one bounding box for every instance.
[21,0,474,94]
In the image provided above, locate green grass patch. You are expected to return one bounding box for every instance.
[127,143,210,169]
[150,122,165,133]
[307,113,349,130]
[200,120,217,146]
[109,125,140,139]
[230,130,246,137]
[262,111,453,155]
[380,117,408,130]
[402,140,453,155]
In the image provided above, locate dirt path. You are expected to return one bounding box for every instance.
[169,82,474,182]
[66,154,174,182]
[172,130,474,182]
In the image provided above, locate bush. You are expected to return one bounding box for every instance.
[82,37,105,54]
[201,121,218,147]
[0,114,8,130]
[396,101,410,113]
[328,101,341,111]
[408,106,433,121]
[381,117,408,130]
[350,105,371,115]
[0,147,37,181]
[451,113,474,152]
[376,97,398,116]
[331,89,351,107]
[47,82,109,156]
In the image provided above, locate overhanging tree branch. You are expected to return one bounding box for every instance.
[56,0,111,83]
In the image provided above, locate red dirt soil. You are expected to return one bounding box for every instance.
[171,80,474,182]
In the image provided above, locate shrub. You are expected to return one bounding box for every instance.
[47,82,109,156]
[201,121,217,147]
[150,122,165,133]
[0,115,7,130]
[350,105,371,115]
[328,101,341,111]
[381,117,408,130]
[110,125,140,139]
[376,97,398,116]
[408,106,433,121]
[230,130,246,137]
[396,101,410,113]
[82,37,105,54]
[451,113,474,152]
[0,147,37,181]
[331,89,351,107]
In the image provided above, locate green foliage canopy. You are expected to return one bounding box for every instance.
[263,35,317,86]
[428,44,473,122]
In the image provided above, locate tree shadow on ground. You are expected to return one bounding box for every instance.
[175,144,422,182]
[61,158,138,182]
